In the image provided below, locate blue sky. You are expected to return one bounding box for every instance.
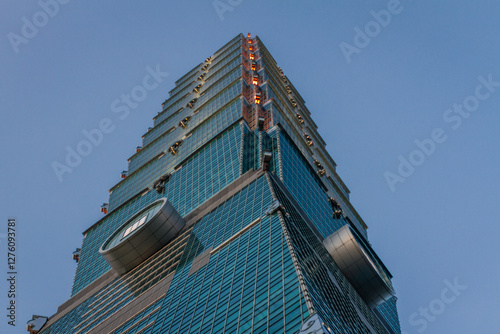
[1,1,499,333]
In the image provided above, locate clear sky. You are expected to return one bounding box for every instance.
[1,1,499,333]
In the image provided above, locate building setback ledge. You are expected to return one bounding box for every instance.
[88,273,175,334]
[44,270,119,329]
[42,168,266,332]
[183,168,265,227]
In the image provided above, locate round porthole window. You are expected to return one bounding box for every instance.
[99,198,185,275]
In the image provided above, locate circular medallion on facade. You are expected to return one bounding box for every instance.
[99,198,185,275]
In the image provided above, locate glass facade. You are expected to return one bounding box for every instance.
[35,33,401,334]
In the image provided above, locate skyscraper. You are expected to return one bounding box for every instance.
[29,33,401,334]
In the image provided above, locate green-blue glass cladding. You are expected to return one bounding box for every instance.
[261,82,289,118]
[152,216,308,334]
[274,123,400,332]
[154,37,243,127]
[154,93,192,128]
[263,84,298,131]
[161,123,241,217]
[109,98,243,211]
[166,79,197,108]
[109,154,168,212]
[192,64,242,109]
[72,190,164,295]
[166,71,200,107]
[144,78,243,147]
[202,56,243,92]
[278,129,346,237]
[213,34,243,58]
[72,124,243,295]
[180,63,243,118]
[42,176,310,334]
[241,126,259,174]
[169,35,241,99]
[205,47,242,80]
[209,37,243,70]
[152,58,242,130]
[45,225,193,333]
[128,97,243,174]
[376,297,401,334]
[173,62,204,89]
[261,128,279,174]
[119,176,309,334]
[164,33,241,103]
[269,176,393,334]
[261,60,353,203]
